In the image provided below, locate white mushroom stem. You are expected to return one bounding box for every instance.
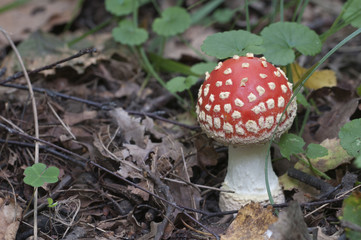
[219,143,284,211]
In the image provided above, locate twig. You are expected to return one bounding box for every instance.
[161,176,233,192]
[47,102,76,140]
[0,123,88,166]
[23,175,73,219]
[341,220,361,233]
[0,138,86,167]
[127,110,200,130]
[0,83,113,110]
[287,168,334,193]
[0,26,40,240]
[0,83,199,130]
[304,184,361,218]
[0,47,97,85]
[143,153,176,240]
[0,124,219,238]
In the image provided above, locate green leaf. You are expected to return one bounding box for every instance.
[341,193,361,239]
[212,8,234,24]
[190,62,217,75]
[148,52,195,75]
[296,92,310,107]
[201,30,264,59]
[342,0,361,28]
[112,20,148,46]
[24,163,60,188]
[278,133,305,160]
[105,0,134,16]
[354,154,361,168]
[190,0,223,24]
[260,22,322,65]
[105,0,149,16]
[339,119,361,157]
[47,198,58,208]
[152,7,191,36]
[357,83,361,97]
[306,143,328,159]
[166,76,198,93]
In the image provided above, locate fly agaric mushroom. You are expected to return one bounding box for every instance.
[196,53,297,211]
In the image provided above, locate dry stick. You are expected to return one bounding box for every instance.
[0,124,220,239]
[0,27,40,240]
[23,175,73,219]
[0,82,199,130]
[47,102,76,140]
[304,184,361,218]
[0,47,97,85]
[0,138,86,167]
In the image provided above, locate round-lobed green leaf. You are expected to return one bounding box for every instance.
[152,7,191,37]
[166,76,198,93]
[105,0,136,16]
[24,163,60,188]
[190,62,217,76]
[306,143,328,159]
[112,20,148,46]
[201,30,264,59]
[339,118,361,158]
[278,133,305,160]
[341,193,361,239]
[260,22,322,65]
[212,8,234,24]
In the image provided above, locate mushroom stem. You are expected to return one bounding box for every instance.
[219,143,284,211]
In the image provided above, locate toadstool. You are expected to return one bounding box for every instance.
[196,53,297,211]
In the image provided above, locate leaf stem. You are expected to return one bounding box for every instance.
[138,47,186,105]
[245,0,250,32]
[298,154,331,180]
[67,18,112,47]
[279,0,284,22]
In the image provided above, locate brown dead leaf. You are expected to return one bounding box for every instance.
[286,63,337,90]
[110,108,147,148]
[163,25,216,60]
[1,31,109,76]
[0,197,23,240]
[296,138,353,174]
[221,203,278,240]
[279,138,353,193]
[269,201,311,240]
[194,135,219,167]
[0,0,78,48]
[304,87,358,142]
[63,110,98,126]
[127,180,152,201]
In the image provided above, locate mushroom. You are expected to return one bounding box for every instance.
[196,53,297,211]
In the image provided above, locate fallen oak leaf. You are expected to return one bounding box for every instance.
[0,197,23,240]
[285,63,337,90]
[0,0,78,48]
[110,108,147,148]
[63,110,97,126]
[279,138,353,192]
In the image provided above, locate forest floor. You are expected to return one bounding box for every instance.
[0,0,361,239]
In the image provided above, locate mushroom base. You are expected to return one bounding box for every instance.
[218,144,285,212]
[219,183,284,211]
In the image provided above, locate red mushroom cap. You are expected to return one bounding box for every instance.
[196,54,297,145]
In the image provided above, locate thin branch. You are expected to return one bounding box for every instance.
[0,26,40,240]
[0,123,219,238]
[0,47,97,85]
[0,83,199,130]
